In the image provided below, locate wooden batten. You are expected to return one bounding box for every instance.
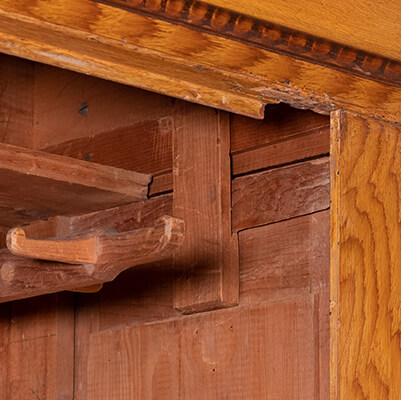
[173,101,239,313]
[0,215,184,302]
[0,142,151,226]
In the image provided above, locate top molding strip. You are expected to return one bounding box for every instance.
[96,0,401,88]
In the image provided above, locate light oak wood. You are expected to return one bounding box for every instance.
[206,0,401,61]
[173,102,238,313]
[1,1,401,122]
[331,111,401,399]
[104,0,401,88]
[1,216,184,302]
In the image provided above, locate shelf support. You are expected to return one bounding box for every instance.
[0,215,184,303]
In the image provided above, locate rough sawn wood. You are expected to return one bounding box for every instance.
[0,216,184,302]
[0,142,151,226]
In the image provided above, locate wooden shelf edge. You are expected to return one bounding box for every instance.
[0,142,151,198]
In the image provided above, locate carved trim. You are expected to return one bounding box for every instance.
[95,0,401,88]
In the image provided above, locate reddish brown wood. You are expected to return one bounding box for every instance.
[231,105,329,153]
[69,194,173,234]
[86,299,315,399]
[0,303,10,400]
[173,101,238,313]
[232,128,329,176]
[239,211,330,397]
[44,123,172,175]
[0,143,151,226]
[0,227,8,249]
[74,260,179,398]
[232,157,330,231]
[1,216,184,302]
[239,211,329,302]
[8,293,74,399]
[33,64,174,149]
[0,55,34,148]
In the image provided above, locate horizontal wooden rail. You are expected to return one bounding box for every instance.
[0,215,184,303]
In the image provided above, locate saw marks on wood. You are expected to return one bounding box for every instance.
[87,299,315,400]
[232,157,330,231]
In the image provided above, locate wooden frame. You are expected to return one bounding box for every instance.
[0,1,400,399]
[0,1,401,122]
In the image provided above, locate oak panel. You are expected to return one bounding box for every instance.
[331,111,401,399]
[103,0,401,87]
[1,2,401,121]
[206,0,401,61]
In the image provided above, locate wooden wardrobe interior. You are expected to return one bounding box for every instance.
[0,52,330,399]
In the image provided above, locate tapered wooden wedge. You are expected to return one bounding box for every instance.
[0,216,184,303]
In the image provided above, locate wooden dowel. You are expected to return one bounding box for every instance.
[0,216,184,303]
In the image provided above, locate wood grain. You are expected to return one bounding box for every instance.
[1,216,184,302]
[101,0,401,87]
[331,111,401,399]
[0,303,10,400]
[239,211,329,303]
[233,128,329,176]
[70,194,173,234]
[73,196,176,398]
[0,55,34,147]
[204,0,401,62]
[173,101,238,313]
[231,106,330,175]
[44,122,172,176]
[74,260,179,399]
[240,211,330,398]
[0,143,151,226]
[1,2,401,121]
[8,293,74,400]
[232,157,330,231]
[86,299,316,399]
[33,63,174,149]
[231,106,329,153]
[0,217,75,399]
[45,102,329,187]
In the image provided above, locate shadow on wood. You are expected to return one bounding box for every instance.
[0,216,184,303]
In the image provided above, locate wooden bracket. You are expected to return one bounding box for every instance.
[0,215,184,303]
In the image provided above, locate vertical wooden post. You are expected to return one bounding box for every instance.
[330,111,401,399]
[173,101,238,313]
